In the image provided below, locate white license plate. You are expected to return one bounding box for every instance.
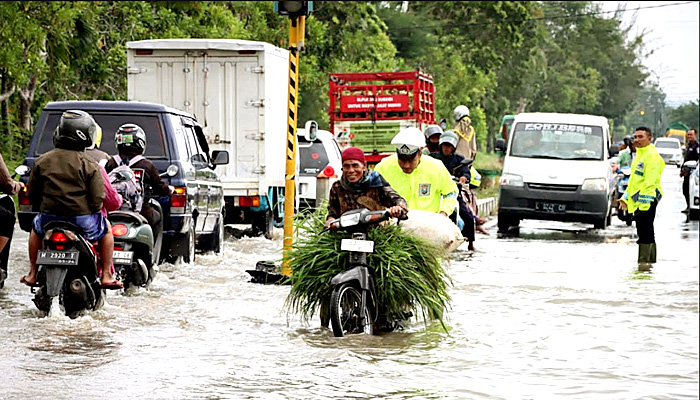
[113,250,134,265]
[37,250,79,266]
[341,239,374,253]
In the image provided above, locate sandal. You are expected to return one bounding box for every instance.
[101,279,123,290]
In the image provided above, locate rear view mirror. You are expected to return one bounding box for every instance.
[609,144,620,157]
[211,150,229,165]
[304,120,318,141]
[495,138,506,152]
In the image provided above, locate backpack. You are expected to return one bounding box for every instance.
[108,155,145,212]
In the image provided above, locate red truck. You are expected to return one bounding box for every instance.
[328,70,436,164]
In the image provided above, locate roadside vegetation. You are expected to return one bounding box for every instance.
[0,1,697,165]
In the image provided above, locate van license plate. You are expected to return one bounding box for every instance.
[536,202,566,213]
[113,251,134,265]
[37,250,79,266]
[341,239,374,253]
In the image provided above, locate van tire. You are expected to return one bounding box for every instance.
[498,213,518,232]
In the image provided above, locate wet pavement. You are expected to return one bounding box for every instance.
[0,167,697,399]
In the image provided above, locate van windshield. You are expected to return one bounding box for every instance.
[655,140,680,149]
[509,122,605,160]
[35,112,167,158]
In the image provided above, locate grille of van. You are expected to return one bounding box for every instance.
[528,183,579,191]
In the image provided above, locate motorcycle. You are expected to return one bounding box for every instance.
[615,165,633,226]
[326,208,407,337]
[107,167,169,290]
[31,220,106,318]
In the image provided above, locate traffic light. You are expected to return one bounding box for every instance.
[640,110,645,116]
[274,1,313,18]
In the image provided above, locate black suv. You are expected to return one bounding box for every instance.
[17,101,228,263]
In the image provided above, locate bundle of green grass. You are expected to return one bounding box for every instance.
[284,206,452,331]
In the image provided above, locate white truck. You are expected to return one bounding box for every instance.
[126,39,290,238]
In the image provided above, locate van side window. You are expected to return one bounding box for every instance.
[183,123,207,165]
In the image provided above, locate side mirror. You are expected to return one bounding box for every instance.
[304,120,318,141]
[495,138,506,152]
[608,144,620,157]
[211,150,229,165]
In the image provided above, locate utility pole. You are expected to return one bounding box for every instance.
[275,1,313,276]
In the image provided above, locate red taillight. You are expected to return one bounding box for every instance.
[170,187,187,208]
[50,232,69,243]
[112,223,129,237]
[18,186,30,205]
[318,165,336,178]
[114,245,123,251]
[240,196,260,207]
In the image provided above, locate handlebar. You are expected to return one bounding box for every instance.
[325,208,406,232]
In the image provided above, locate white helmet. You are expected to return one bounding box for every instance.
[439,130,459,148]
[391,127,426,155]
[453,105,470,122]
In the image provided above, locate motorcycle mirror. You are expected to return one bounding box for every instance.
[14,165,30,177]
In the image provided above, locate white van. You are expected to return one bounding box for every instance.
[494,112,617,231]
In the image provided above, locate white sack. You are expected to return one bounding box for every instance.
[397,209,464,253]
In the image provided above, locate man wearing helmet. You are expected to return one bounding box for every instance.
[105,124,172,252]
[423,124,443,154]
[617,135,635,168]
[453,105,477,160]
[20,110,122,289]
[374,127,458,218]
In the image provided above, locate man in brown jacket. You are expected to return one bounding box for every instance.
[20,110,121,289]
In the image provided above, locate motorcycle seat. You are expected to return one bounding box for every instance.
[43,220,85,235]
[108,210,149,225]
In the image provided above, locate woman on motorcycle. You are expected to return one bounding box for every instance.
[325,146,407,228]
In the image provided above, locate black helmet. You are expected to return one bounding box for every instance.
[623,135,632,147]
[53,110,96,150]
[115,123,147,155]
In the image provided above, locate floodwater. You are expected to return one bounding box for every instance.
[0,168,697,399]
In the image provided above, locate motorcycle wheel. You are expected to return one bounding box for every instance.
[330,283,373,337]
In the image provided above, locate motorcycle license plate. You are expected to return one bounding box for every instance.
[37,250,79,266]
[113,250,134,265]
[341,239,374,253]
[535,202,566,213]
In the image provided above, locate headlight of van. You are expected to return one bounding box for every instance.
[582,178,607,191]
[500,173,524,187]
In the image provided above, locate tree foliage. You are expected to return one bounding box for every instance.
[0,0,668,162]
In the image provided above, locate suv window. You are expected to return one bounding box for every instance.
[299,140,330,176]
[35,112,167,158]
[655,140,680,149]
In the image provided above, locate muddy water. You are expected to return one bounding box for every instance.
[0,168,697,399]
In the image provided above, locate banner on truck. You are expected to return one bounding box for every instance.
[340,94,409,113]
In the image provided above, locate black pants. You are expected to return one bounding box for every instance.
[682,175,690,208]
[141,204,162,240]
[634,201,657,244]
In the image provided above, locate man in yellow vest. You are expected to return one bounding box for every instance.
[453,105,477,160]
[374,127,458,218]
[619,126,665,268]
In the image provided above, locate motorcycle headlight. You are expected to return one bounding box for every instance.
[582,178,607,191]
[500,173,524,187]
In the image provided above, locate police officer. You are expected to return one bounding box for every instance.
[681,128,698,213]
[619,127,665,268]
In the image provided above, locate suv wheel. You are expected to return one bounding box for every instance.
[213,214,225,254]
[183,223,196,264]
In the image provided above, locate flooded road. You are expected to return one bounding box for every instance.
[1,168,697,399]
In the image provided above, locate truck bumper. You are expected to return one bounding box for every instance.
[498,185,609,224]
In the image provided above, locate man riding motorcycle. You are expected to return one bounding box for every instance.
[21,110,122,289]
[105,124,173,250]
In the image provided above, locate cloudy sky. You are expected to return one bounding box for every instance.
[599,1,699,106]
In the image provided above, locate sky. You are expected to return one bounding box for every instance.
[598,1,699,106]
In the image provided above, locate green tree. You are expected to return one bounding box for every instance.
[667,101,700,131]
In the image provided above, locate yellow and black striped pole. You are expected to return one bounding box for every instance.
[282,15,306,276]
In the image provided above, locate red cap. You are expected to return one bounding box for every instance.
[342,147,366,164]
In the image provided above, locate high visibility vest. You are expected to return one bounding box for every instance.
[621,144,664,213]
